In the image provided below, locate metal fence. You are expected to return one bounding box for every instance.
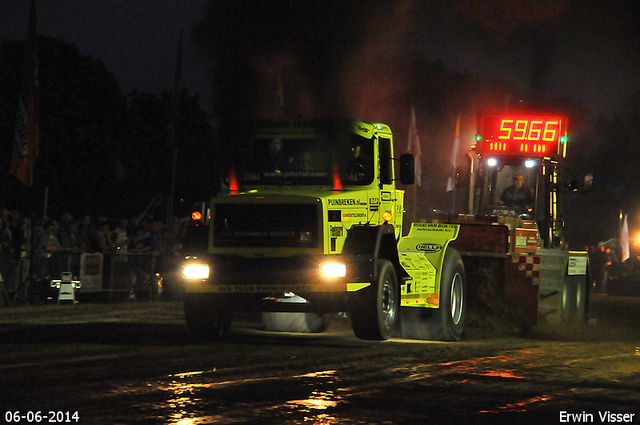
[1,250,162,304]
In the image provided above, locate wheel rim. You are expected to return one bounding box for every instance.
[450,272,463,325]
[381,275,396,328]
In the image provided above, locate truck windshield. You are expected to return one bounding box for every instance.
[241,133,374,186]
[481,162,539,219]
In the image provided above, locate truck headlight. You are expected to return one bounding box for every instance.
[320,262,346,278]
[183,264,210,280]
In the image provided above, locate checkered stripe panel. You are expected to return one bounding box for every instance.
[512,255,541,279]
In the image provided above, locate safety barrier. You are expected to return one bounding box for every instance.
[12,250,162,303]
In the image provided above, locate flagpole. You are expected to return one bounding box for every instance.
[10,0,39,186]
[166,29,183,227]
[447,114,461,213]
[407,104,422,222]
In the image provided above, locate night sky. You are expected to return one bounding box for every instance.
[2,0,640,245]
[2,0,639,117]
[0,0,210,110]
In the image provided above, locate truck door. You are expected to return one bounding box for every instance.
[378,136,398,229]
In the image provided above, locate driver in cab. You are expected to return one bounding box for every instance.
[500,175,533,211]
[261,137,297,173]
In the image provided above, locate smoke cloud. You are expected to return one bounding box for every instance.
[193,0,422,121]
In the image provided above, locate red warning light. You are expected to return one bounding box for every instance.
[229,167,239,192]
[191,211,202,221]
[332,160,342,191]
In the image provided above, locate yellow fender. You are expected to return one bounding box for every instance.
[397,223,460,308]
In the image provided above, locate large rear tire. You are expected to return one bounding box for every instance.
[401,247,466,341]
[351,260,399,340]
[184,293,233,340]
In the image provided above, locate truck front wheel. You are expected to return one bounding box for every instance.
[184,293,233,340]
[351,259,399,340]
[401,247,466,341]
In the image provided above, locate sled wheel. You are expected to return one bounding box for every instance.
[351,259,399,340]
[563,275,589,323]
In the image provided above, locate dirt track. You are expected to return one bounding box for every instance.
[1,294,639,424]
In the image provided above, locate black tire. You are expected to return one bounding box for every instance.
[401,247,466,341]
[184,293,232,340]
[351,259,399,340]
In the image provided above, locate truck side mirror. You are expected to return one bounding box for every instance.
[399,154,415,185]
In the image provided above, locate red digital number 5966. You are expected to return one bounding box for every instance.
[498,119,558,141]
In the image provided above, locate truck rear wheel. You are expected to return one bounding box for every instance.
[401,247,466,341]
[184,293,232,340]
[351,260,399,340]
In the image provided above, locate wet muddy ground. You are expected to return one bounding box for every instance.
[1,294,639,424]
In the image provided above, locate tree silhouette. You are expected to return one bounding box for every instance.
[0,36,213,219]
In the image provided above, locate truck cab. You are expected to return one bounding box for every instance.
[182,119,417,340]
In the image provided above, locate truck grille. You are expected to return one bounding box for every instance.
[213,203,319,248]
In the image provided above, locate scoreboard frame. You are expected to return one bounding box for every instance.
[476,115,567,158]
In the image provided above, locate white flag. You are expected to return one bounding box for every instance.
[620,213,630,262]
[446,114,461,192]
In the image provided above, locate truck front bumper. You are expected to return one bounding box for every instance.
[182,255,375,309]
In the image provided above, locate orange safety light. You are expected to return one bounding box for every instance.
[191,211,202,221]
[382,211,393,222]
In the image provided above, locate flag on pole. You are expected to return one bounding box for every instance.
[446,114,461,192]
[620,213,630,262]
[407,104,422,186]
[10,0,39,185]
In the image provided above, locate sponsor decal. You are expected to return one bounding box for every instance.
[330,226,344,237]
[329,198,360,206]
[416,243,443,253]
[568,255,588,276]
[210,283,347,293]
[412,223,459,233]
[343,213,366,219]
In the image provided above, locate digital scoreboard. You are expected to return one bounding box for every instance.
[476,115,567,157]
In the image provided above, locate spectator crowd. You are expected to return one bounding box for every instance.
[0,207,192,296]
